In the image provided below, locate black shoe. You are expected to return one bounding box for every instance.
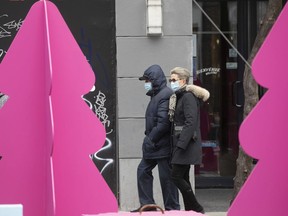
[130,205,157,212]
[130,207,140,213]
[195,207,205,214]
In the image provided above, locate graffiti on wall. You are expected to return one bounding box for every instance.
[0,93,9,109]
[77,22,117,193]
[0,13,24,106]
[83,89,114,174]
[0,14,23,61]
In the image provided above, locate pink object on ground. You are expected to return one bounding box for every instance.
[0,1,117,216]
[87,210,205,216]
[227,2,288,216]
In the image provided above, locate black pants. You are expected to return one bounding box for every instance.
[171,164,203,212]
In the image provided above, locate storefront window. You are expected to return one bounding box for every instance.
[193,0,268,185]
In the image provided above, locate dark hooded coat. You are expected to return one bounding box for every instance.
[142,65,173,159]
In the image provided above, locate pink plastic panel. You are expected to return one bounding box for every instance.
[0,1,117,216]
[87,210,204,216]
[0,2,54,216]
[45,1,118,215]
[228,3,288,216]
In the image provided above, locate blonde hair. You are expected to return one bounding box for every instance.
[170,67,191,83]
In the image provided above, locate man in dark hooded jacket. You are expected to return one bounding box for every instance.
[131,65,180,212]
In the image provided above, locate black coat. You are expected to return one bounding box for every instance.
[142,65,173,159]
[171,87,202,165]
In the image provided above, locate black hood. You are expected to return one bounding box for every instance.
[141,65,167,95]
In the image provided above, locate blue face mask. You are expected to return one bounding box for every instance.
[170,81,180,92]
[144,82,152,91]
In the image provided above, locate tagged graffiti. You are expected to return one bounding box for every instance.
[0,14,23,62]
[91,138,114,174]
[0,14,23,105]
[0,15,11,39]
[95,91,112,133]
[83,88,114,174]
[0,93,9,109]
[0,14,23,39]
[83,88,111,132]
[0,49,7,58]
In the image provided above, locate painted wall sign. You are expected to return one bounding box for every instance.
[196,67,220,76]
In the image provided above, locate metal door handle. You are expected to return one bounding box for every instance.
[233,81,243,108]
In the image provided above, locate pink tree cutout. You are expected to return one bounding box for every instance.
[228,3,288,216]
[46,1,117,215]
[0,2,54,216]
[0,1,117,216]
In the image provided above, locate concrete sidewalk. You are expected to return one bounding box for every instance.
[119,188,232,215]
[196,188,233,216]
[205,213,226,216]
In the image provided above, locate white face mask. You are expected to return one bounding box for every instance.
[170,81,180,92]
[144,82,152,91]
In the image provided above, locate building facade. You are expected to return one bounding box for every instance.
[0,0,272,212]
[117,0,270,210]
[116,0,194,210]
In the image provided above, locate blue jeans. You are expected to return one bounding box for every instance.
[137,158,180,210]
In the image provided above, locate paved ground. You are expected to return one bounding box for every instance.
[196,188,233,216]
[119,188,233,215]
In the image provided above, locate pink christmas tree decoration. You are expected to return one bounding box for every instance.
[46,1,118,215]
[0,2,54,216]
[228,3,288,216]
[0,1,117,216]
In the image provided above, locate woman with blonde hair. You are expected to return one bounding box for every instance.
[168,67,209,214]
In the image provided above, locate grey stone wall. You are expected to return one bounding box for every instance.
[116,0,193,211]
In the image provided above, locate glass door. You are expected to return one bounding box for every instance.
[193,1,239,187]
[193,0,268,188]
